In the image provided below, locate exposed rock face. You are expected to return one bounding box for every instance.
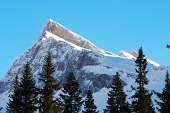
[39,19,114,55]
[131,50,138,58]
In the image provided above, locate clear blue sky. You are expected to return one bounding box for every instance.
[0,1,170,79]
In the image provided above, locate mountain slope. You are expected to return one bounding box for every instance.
[0,19,169,112]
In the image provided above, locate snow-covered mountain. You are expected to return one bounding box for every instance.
[0,19,169,112]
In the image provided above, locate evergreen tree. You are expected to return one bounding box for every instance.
[6,75,22,113]
[155,71,170,112]
[83,89,99,113]
[39,53,61,113]
[104,72,130,113]
[131,47,155,113]
[19,62,37,113]
[60,72,83,113]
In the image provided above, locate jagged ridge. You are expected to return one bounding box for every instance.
[39,19,114,56]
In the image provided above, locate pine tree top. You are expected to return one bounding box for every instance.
[155,71,170,112]
[135,47,149,87]
[83,89,99,113]
[60,72,83,113]
[131,47,155,113]
[104,72,129,113]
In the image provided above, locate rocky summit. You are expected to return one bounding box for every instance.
[0,19,169,111]
[39,19,113,55]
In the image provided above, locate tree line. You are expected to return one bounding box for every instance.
[3,47,170,113]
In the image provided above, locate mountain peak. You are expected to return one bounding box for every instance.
[0,19,164,112]
[39,19,114,56]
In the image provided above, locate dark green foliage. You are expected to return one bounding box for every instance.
[39,53,61,113]
[155,71,170,113]
[83,89,99,113]
[104,72,130,113]
[131,47,155,113]
[60,72,83,113]
[7,62,37,113]
[19,62,37,113]
[6,75,22,113]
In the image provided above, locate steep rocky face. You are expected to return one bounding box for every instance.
[39,19,114,56]
[131,50,138,58]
